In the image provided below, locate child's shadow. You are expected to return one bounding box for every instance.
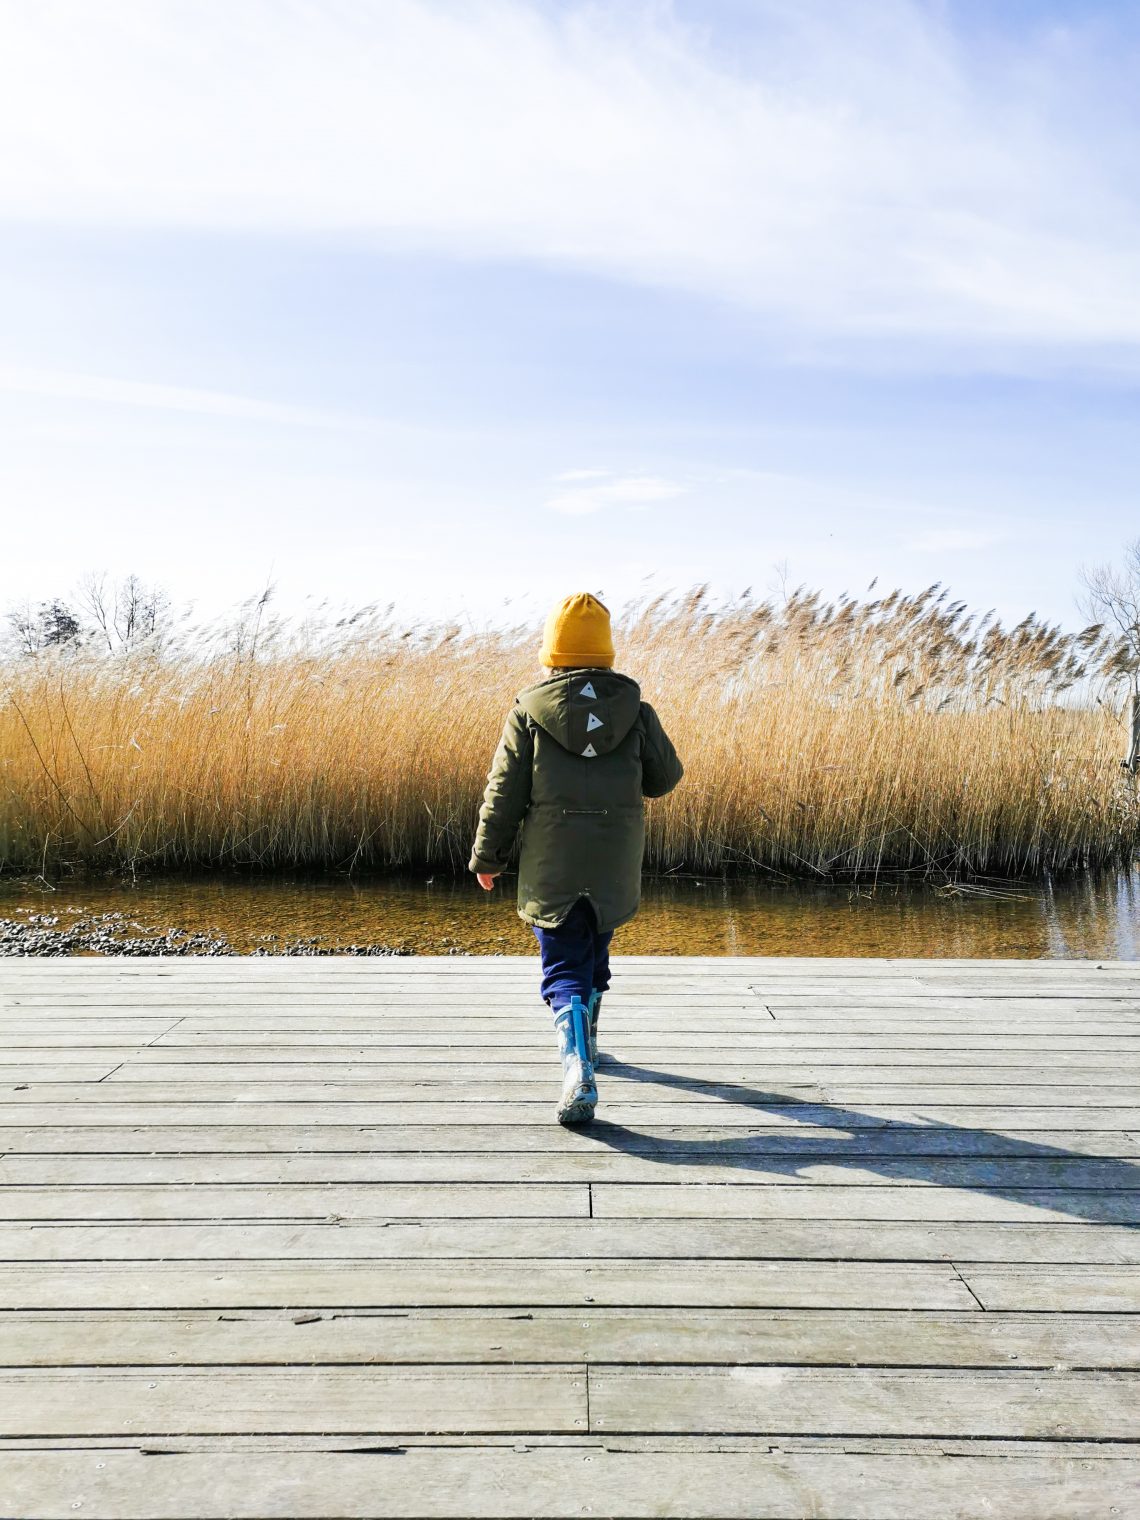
[584,1056,1140,1227]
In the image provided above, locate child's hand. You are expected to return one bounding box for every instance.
[476,872,499,891]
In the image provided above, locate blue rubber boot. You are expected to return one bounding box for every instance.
[552,994,597,1125]
[587,989,603,1066]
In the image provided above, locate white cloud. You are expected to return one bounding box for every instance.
[545,472,685,516]
[907,526,1010,553]
[1,2,1138,351]
[0,365,361,428]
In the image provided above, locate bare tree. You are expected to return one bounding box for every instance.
[3,602,41,656]
[118,573,169,649]
[78,572,115,654]
[77,572,172,654]
[1080,536,1140,769]
[767,558,792,606]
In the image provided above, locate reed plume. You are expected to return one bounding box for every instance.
[0,584,1134,879]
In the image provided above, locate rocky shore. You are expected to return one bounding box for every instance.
[0,908,415,957]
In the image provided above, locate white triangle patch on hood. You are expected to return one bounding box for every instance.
[517,669,642,757]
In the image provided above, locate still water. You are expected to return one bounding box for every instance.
[3,870,1140,958]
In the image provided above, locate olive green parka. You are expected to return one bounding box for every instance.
[469,668,683,931]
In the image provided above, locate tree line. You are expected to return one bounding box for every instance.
[4,573,173,657]
[6,541,1140,710]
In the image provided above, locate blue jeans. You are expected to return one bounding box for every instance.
[532,897,613,1010]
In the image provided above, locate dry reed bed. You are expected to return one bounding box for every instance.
[1,587,1135,878]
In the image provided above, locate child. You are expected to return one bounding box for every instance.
[469,592,683,1125]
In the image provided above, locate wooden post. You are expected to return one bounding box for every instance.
[1124,690,1140,773]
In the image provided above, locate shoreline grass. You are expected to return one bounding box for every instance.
[1,585,1136,880]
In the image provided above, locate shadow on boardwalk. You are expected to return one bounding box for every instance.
[587,1057,1140,1226]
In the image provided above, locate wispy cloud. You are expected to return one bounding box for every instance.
[545,472,685,516]
[2,2,1138,353]
[907,526,1011,554]
[0,365,359,429]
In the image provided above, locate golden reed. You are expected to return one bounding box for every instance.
[1,586,1135,879]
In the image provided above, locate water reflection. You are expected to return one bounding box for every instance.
[2,868,1139,958]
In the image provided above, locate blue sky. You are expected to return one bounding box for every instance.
[2,0,1139,630]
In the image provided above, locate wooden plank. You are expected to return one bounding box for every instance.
[6,982,1135,999]
[81,1026,1140,1044]
[0,1049,155,1065]
[12,1057,1140,1082]
[32,1018,1137,1033]
[13,1115,1135,1151]
[2,996,761,1009]
[21,1033,1137,1052]
[833,1085,1140,1104]
[13,1071,1140,1101]
[2,978,1124,991]
[94,1060,1140,1083]
[27,993,1118,1007]
[1,1095,1135,1125]
[0,1363,1135,1442]
[0,1183,590,1219]
[6,993,1135,1010]
[6,985,1135,1003]
[1,1177,1136,1223]
[0,1065,121,1082]
[0,1259,977,1310]
[589,1366,1140,1439]
[960,1266,1140,1311]
[10,1021,1138,1048]
[3,1126,1138,1164]
[0,1030,180,1045]
[2,952,1132,970]
[0,1365,587,1437]
[81,1018,1140,1037]
[1,1446,1136,1520]
[0,1019,179,1036]
[4,1148,1139,1192]
[13,1015,1134,1038]
[2,1124,1136,1155]
[4,1307,1136,1369]
[10,991,751,1001]
[592,1173,1140,1222]
[1,952,1136,1513]
[39,1014,1138,1036]
[768,997,1140,1009]
[1,1218,1135,1263]
[0,990,656,1002]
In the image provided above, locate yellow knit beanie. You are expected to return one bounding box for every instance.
[540,592,615,669]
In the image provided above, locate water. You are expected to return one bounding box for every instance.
[2,869,1139,957]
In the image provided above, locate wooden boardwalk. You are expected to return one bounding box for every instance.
[1,955,1138,1518]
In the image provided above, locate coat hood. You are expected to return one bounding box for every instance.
[517,668,641,759]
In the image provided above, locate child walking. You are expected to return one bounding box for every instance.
[469,593,683,1125]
